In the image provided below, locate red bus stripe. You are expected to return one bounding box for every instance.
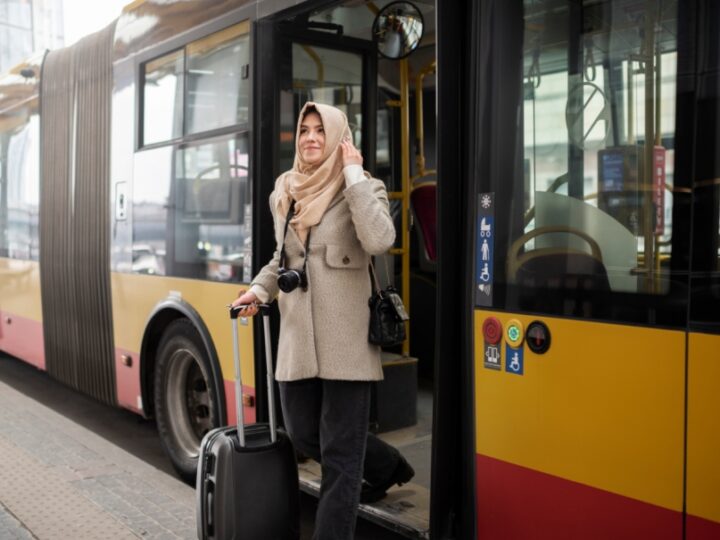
[687,514,720,539]
[476,454,682,539]
[0,310,45,370]
[115,348,141,413]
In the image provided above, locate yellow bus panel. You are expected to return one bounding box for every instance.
[687,332,720,525]
[110,272,255,390]
[474,310,684,511]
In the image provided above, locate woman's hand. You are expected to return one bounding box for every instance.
[231,290,259,317]
[341,137,363,167]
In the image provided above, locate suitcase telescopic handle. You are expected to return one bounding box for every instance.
[229,304,276,446]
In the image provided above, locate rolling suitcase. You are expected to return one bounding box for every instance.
[197,304,299,540]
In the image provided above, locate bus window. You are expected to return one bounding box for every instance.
[0,114,39,261]
[489,0,681,320]
[141,21,250,147]
[173,134,251,282]
[142,49,183,146]
[186,21,250,135]
[132,134,251,282]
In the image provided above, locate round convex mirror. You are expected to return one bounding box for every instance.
[372,1,424,60]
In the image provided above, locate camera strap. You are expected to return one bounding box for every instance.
[279,200,311,272]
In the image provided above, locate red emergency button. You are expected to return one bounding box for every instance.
[526,321,551,354]
[482,317,502,345]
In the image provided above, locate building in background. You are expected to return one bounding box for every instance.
[0,0,63,73]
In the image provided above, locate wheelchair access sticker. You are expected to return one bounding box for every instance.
[476,193,494,307]
[505,344,524,375]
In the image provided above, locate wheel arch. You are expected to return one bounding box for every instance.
[140,297,227,426]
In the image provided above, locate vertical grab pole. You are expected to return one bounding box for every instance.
[399,57,411,357]
[230,308,245,447]
[262,308,277,443]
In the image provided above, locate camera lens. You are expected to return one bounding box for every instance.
[278,269,301,293]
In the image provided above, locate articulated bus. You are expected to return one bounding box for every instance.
[0,0,718,538]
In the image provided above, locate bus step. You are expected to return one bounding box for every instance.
[298,461,430,539]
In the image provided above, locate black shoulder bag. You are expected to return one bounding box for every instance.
[368,259,409,347]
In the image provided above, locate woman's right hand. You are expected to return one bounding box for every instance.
[231,290,259,317]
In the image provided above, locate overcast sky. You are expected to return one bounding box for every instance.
[63,0,130,46]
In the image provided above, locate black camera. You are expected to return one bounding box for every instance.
[277,267,308,293]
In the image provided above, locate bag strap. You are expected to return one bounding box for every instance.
[368,260,382,296]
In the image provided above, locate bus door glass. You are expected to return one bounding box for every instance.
[275,21,376,175]
[473,1,691,537]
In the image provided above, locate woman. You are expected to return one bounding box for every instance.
[232,102,413,539]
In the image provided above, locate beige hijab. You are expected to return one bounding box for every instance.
[276,102,353,243]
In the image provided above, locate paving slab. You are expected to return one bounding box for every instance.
[0,379,196,540]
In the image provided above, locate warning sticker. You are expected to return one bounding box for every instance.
[476,193,494,307]
[484,343,501,371]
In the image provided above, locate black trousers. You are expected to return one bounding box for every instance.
[279,378,400,540]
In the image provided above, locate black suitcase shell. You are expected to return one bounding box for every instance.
[196,306,299,540]
[197,423,299,539]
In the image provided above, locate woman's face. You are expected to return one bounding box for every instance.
[299,112,325,165]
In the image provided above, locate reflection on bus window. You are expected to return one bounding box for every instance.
[141,21,250,146]
[172,135,251,282]
[0,114,40,261]
[143,50,183,146]
[131,135,251,283]
[186,21,250,135]
[512,0,677,296]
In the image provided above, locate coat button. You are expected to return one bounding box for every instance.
[342,256,350,265]
[299,251,305,257]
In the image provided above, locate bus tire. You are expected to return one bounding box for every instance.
[154,318,220,483]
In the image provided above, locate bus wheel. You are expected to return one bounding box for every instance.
[154,318,219,483]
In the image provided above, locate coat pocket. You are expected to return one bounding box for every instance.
[324,244,366,269]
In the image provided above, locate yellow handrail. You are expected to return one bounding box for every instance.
[384,59,411,355]
[414,61,436,180]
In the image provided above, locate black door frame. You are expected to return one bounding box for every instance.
[432,0,476,538]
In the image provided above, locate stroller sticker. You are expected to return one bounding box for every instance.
[476,193,495,307]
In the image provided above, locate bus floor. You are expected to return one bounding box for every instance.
[298,381,432,540]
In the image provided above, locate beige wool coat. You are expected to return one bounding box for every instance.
[250,176,395,382]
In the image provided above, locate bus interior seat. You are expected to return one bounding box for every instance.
[507,226,611,292]
[410,181,437,273]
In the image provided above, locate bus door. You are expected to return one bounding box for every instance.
[255,2,434,537]
[685,2,720,537]
[470,1,696,538]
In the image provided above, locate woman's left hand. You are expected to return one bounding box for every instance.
[341,138,363,167]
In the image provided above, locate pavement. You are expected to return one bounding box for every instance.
[0,379,196,540]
